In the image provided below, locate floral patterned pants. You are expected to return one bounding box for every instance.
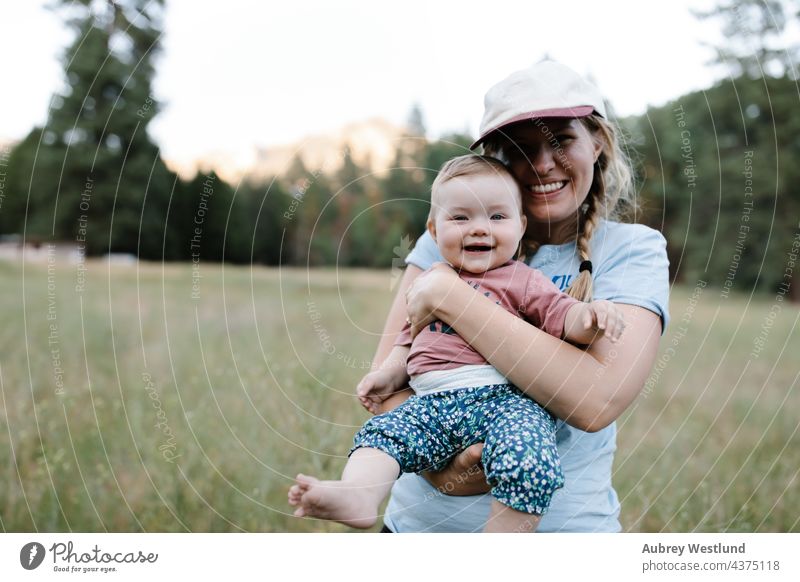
[352,384,564,515]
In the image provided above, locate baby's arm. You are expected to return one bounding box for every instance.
[562,299,626,346]
[356,345,411,414]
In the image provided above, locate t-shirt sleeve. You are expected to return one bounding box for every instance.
[405,230,444,271]
[523,268,581,339]
[394,323,413,348]
[593,224,671,334]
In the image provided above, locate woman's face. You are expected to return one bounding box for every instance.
[501,118,603,242]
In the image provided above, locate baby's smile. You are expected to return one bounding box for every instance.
[463,242,494,253]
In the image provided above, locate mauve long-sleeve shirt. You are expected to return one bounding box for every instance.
[395,260,580,377]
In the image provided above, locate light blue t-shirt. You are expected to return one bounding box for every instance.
[384,220,670,532]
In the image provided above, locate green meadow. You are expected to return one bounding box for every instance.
[1,257,797,532]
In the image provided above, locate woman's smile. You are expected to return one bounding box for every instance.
[526,179,569,199]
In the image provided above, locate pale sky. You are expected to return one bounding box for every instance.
[3,0,723,167]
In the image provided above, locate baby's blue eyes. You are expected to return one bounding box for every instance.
[451,214,506,221]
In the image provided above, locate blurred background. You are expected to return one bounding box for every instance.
[0,0,798,532]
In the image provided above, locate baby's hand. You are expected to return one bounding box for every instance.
[580,299,626,343]
[356,367,405,414]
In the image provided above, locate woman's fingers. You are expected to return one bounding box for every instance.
[409,313,437,339]
[458,442,484,470]
[406,309,434,339]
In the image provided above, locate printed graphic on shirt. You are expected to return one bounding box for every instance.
[551,274,573,291]
[464,278,502,305]
[428,321,457,335]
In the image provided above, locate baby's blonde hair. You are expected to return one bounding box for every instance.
[482,115,637,301]
[429,154,521,222]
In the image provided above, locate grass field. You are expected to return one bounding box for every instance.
[1,255,798,532]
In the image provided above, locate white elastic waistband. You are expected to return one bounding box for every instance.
[409,365,510,397]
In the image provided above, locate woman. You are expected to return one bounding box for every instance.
[370,60,670,532]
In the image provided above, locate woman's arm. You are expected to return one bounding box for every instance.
[406,264,662,432]
[367,264,423,414]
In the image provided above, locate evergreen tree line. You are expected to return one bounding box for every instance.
[625,73,800,301]
[0,125,472,267]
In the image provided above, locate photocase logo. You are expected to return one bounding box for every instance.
[390,234,412,291]
[20,542,46,570]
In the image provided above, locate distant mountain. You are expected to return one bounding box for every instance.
[164,118,408,183]
[0,136,19,155]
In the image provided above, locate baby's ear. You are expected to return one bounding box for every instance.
[426,217,437,242]
[520,213,527,234]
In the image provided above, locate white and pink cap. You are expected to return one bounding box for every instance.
[471,60,607,150]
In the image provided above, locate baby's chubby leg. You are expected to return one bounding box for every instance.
[479,388,564,532]
[288,448,399,529]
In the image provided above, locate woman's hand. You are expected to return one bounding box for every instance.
[421,443,491,496]
[405,262,460,338]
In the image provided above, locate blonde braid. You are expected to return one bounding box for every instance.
[565,153,604,302]
[565,198,601,301]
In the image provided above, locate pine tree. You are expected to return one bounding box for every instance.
[7,0,172,258]
[631,75,800,301]
[694,0,800,78]
[245,179,294,265]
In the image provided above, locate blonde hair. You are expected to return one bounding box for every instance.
[482,115,637,301]
[429,154,521,222]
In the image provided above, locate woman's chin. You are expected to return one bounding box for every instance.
[525,194,584,229]
[525,211,584,243]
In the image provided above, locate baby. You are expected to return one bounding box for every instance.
[289,155,624,532]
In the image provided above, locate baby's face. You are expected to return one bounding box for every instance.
[428,173,526,274]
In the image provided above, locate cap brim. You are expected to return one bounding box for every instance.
[470,105,596,150]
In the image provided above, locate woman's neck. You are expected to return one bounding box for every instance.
[528,215,582,246]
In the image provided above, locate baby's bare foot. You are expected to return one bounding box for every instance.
[288,473,378,529]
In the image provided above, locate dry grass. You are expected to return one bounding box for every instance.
[0,258,797,532]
